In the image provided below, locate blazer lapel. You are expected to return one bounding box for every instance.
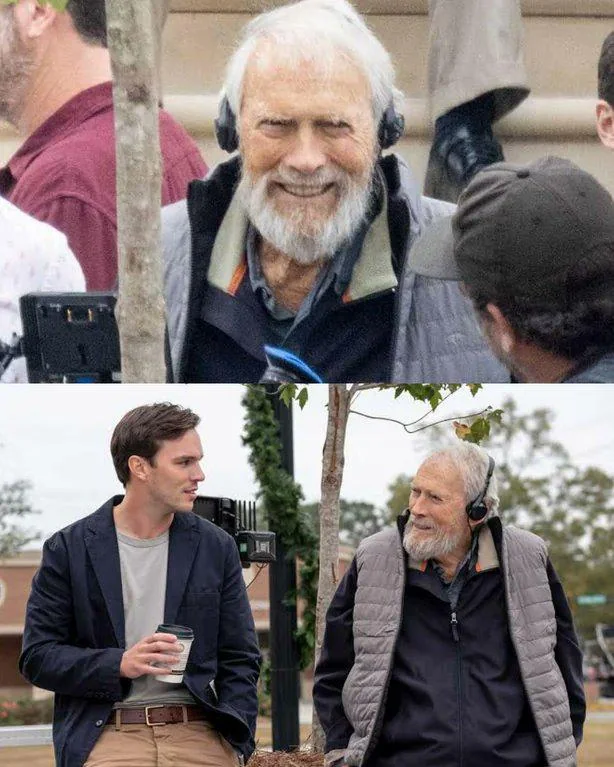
[84,497,125,647]
[164,513,200,625]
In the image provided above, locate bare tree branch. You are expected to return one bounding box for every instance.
[348,407,492,434]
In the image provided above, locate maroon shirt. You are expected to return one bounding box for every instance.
[0,82,207,290]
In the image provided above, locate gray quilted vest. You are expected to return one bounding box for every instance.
[341,524,576,767]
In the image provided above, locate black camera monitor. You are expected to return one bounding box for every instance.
[20,292,120,383]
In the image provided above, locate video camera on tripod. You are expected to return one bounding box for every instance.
[192,495,276,568]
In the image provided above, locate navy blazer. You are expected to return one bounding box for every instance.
[19,497,261,767]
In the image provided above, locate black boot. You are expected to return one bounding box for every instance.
[424,92,504,203]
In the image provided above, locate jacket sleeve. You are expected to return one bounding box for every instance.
[547,558,586,746]
[313,556,358,755]
[19,533,126,702]
[215,537,261,756]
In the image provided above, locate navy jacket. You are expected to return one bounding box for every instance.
[19,498,261,767]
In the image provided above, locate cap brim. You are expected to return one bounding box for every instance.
[408,215,460,281]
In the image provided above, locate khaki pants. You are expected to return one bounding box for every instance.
[84,720,239,767]
[428,0,530,121]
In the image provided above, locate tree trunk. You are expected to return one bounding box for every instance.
[312,384,353,751]
[106,0,166,382]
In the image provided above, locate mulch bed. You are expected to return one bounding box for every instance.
[248,751,325,767]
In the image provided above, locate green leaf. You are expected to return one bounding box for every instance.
[297,387,309,410]
[278,384,296,408]
[1,0,69,8]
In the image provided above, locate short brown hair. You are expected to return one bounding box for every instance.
[598,31,614,106]
[110,403,201,486]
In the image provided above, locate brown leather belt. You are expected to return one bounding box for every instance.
[113,704,207,726]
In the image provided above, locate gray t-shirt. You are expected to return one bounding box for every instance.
[114,528,198,708]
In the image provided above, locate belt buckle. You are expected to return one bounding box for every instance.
[145,704,165,726]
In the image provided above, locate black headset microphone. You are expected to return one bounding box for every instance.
[466,455,496,523]
[214,95,405,153]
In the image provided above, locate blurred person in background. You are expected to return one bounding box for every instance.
[0,196,84,383]
[424,0,529,202]
[0,0,207,290]
[596,30,614,153]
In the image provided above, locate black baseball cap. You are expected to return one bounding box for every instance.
[410,156,614,310]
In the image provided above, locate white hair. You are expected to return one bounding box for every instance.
[424,443,500,519]
[222,0,402,128]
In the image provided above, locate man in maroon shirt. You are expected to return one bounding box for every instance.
[0,0,207,290]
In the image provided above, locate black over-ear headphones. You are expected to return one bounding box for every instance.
[215,96,240,153]
[466,455,495,522]
[214,95,405,154]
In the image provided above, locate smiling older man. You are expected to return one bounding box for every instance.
[162,0,507,383]
[313,443,585,767]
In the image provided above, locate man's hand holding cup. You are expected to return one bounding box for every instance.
[119,632,182,679]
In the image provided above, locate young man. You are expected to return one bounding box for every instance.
[20,403,260,767]
[0,0,207,289]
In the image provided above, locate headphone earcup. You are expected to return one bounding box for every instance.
[378,104,405,150]
[215,97,239,153]
[466,502,488,522]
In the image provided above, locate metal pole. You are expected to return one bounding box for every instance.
[268,387,301,750]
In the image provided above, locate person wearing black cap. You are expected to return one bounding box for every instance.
[409,155,614,382]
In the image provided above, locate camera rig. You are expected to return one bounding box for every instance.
[19,292,120,382]
[192,495,276,568]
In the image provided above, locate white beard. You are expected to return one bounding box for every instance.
[403,516,465,561]
[237,164,375,266]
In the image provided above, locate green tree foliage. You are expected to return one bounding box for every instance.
[303,499,389,549]
[385,474,413,521]
[0,480,40,558]
[242,386,318,670]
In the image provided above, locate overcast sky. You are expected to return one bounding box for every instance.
[1,384,613,544]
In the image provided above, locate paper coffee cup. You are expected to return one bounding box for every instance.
[155,623,194,684]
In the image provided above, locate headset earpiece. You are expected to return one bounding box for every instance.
[466,455,495,522]
[378,102,405,150]
[215,96,239,153]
